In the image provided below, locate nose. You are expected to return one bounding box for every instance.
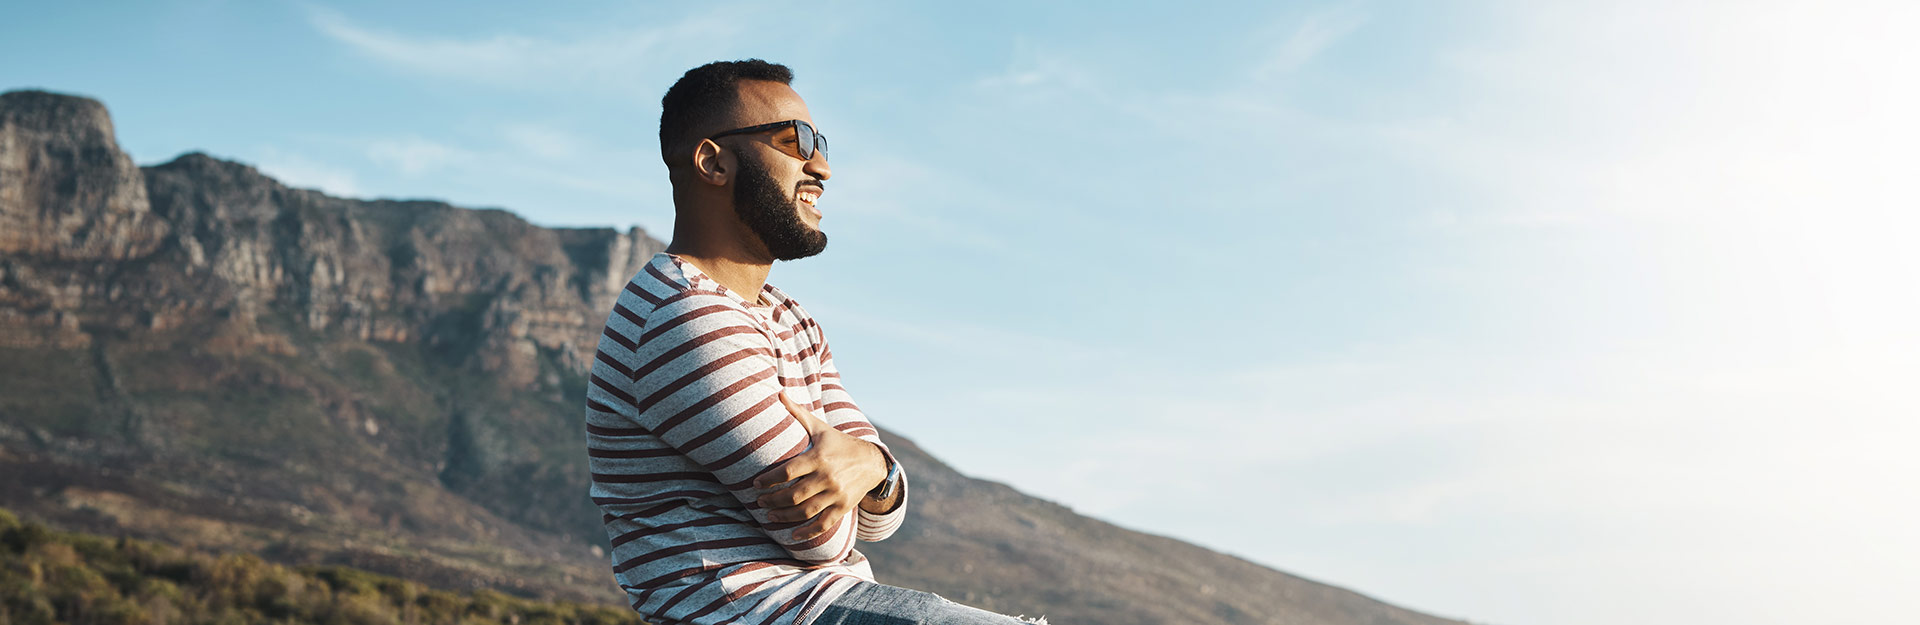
[803,150,831,181]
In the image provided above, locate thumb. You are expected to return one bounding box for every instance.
[778,392,828,434]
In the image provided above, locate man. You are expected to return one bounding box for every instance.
[585,60,1044,625]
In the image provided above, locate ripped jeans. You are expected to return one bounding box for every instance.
[810,581,1049,625]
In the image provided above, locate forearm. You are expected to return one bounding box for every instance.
[591,300,858,564]
[850,438,908,541]
[810,339,907,539]
[857,441,902,514]
[859,489,902,514]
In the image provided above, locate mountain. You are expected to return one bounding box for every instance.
[0,89,1470,625]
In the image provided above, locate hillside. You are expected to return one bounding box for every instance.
[0,88,1470,625]
[0,507,644,625]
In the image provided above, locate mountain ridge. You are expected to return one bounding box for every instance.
[0,88,1470,625]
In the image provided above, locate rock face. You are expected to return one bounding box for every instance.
[134,151,661,382]
[0,90,1469,625]
[0,91,168,262]
[0,91,660,373]
[0,89,670,601]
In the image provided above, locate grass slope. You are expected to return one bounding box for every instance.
[0,508,644,625]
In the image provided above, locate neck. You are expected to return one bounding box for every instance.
[666,224,774,305]
[675,250,772,304]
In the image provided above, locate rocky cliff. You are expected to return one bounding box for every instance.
[0,89,1469,625]
[1,88,667,601]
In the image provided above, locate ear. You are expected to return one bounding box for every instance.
[690,138,732,187]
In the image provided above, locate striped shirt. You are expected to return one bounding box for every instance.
[585,252,909,625]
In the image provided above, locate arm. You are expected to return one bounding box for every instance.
[752,336,910,543]
[822,343,910,540]
[585,295,855,564]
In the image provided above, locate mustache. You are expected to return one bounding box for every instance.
[795,180,825,192]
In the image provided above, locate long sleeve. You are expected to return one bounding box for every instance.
[813,338,908,542]
[587,293,857,565]
[585,255,907,625]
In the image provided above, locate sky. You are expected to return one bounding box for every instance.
[6,1,1918,624]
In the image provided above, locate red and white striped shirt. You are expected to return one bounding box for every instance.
[586,252,908,625]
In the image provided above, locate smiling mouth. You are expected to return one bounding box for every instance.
[796,185,823,216]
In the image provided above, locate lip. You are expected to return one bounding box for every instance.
[796,184,824,218]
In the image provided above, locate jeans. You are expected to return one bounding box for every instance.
[810,581,1048,625]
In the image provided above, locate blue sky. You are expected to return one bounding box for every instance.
[7,2,1918,624]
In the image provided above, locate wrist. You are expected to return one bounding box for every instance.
[864,444,900,501]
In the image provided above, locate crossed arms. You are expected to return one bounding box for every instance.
[586,293,906,564]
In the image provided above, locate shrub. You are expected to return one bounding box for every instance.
[1,522,53,554]
[0,508,650,625]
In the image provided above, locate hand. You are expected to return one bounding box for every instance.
[753,393,887,542]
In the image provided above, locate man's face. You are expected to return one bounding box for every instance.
[733,148,826,260]
[722,81,833,261]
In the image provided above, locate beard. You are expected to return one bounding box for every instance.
[732,153,827,261]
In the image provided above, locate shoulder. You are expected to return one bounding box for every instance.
[623,255,748,320]
[760,284,819,327]
[643,291,759,339]
[621,253,701,308]
[653,290,748,319]
[626,292,776,373]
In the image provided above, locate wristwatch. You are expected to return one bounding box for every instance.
[867,452,901,500]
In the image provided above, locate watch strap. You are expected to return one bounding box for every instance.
[867,445,901,500]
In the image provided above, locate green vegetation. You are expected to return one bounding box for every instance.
[0,509,644,625]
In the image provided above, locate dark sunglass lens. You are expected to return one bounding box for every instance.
[795,122,815,160]
[816,132,828,162]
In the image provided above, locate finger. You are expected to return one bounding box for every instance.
[768,490,833,525]
[757,474,830,511]
[752,455,815,490]
[778,392,828,434]
[791,505,847,541]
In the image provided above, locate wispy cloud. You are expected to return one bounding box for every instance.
[1252,4,1370,79]
[239,125,659,228]
[358,129,654,201]
[501,123,585,161]
[826,155,1018,253]
[906,9,1920,622]
[304,4,745,94]
[976,41,1099,92]
[250,146,363,197]
[366,136,471,175]
[1376,1,1920,228]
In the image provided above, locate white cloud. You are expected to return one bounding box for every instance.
[501,123,584,161]
[280,3,1920,624]
[974,41,1107,101]
[304,4,745,94]
[366,136,471,175]
[1373,0,1920,383]
[913,4,1920,624]
[823,155,1017,253]
[1386,1,1920,226]
[351,131,655,207]
[250,147,362,197]
[1252,4,1370,79]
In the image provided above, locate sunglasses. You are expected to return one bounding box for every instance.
[707,119,829,162]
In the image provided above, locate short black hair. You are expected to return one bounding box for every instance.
[659,59,794,165]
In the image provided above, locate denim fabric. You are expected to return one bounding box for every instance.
[809,581,1048,625]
